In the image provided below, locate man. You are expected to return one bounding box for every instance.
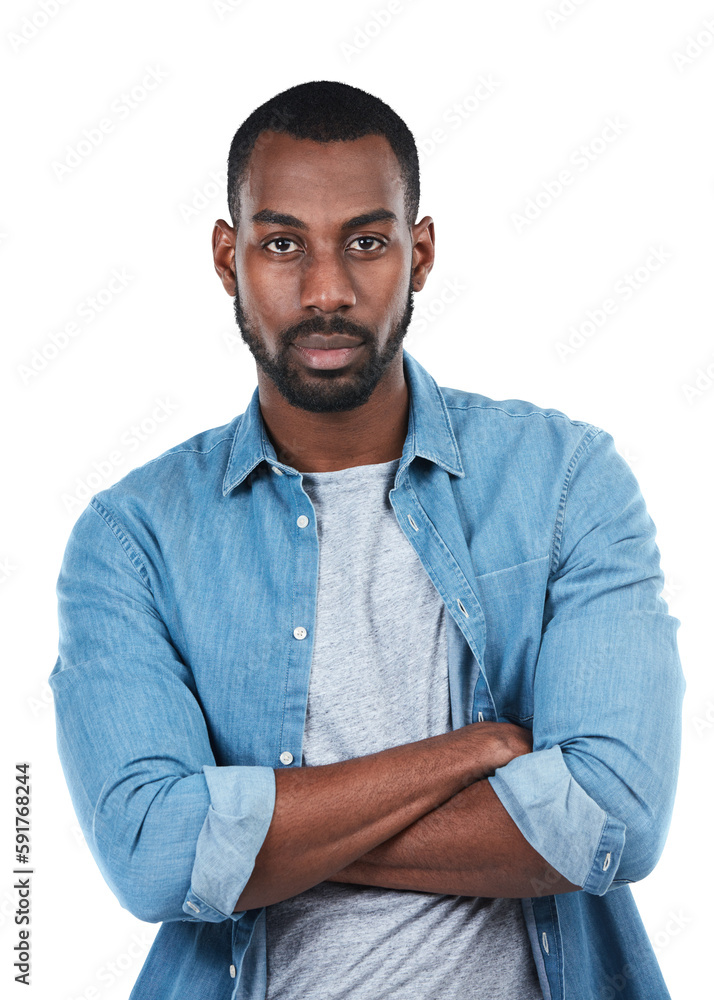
[50,81,684,999]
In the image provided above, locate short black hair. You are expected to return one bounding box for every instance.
[226,80,420,229]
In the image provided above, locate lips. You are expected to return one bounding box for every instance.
[292,340,364,370]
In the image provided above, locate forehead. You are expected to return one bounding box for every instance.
[241,131,406,223]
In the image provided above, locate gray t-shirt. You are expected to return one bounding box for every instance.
[265,458,543,1000]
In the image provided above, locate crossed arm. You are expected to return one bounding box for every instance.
[234,721,580,913]
[323,773,579,898]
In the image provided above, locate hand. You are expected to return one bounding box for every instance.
[451,720,533,782]
[490,720,533,764]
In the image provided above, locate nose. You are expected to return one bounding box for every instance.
[299,250,357,314]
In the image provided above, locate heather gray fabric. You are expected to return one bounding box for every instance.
[265,458,543,1000]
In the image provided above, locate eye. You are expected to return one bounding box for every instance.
[347,236,385,252]
[264,237,300,254]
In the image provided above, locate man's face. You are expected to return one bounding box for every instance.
[230,131,417,413]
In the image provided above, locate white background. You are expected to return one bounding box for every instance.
[2,0,713,997]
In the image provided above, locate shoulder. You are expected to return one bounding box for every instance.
[85,414,241,519]
[439,382,601,456]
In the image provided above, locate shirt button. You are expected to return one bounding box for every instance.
[297,515,309,528]
[280,751,294,765]
[271,466,283,475]
[229,964,236,978]
[293,626,307,639]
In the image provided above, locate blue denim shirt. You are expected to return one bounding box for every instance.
[50,349,684,1000]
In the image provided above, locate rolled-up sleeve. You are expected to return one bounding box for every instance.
[49,498,276,924]
[488,427,685,896]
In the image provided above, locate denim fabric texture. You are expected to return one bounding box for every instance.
[50,348,685,1000]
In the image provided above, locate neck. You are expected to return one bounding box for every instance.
[257,356,409,473]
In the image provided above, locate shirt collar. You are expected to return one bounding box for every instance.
[222,348,464,496]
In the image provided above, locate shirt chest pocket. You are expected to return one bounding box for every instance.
[472,555,549,725]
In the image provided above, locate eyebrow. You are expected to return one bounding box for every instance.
[250,208,398,231]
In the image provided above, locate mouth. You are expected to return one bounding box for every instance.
[291,342,364,370]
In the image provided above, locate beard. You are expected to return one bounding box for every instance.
[234,278,414,413]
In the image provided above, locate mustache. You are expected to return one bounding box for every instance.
[281,314,373,345]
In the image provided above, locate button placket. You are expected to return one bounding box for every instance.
[394,484,493,728]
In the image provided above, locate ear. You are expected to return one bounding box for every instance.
[212,219,237,295]
[410,215,435,291]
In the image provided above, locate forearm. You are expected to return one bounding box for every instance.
[234,722,527,911]
[326,776,580,898]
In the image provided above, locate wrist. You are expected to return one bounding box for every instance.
[466,723,532,782]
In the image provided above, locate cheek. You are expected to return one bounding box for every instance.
[354,254,410,309]
[376,260,412,325]
[238,253,297,323]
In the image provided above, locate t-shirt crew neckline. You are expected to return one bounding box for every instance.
[300,457,401,479]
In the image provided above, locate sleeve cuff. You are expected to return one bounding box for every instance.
[488,745,626,896]
[182,764,276,921]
